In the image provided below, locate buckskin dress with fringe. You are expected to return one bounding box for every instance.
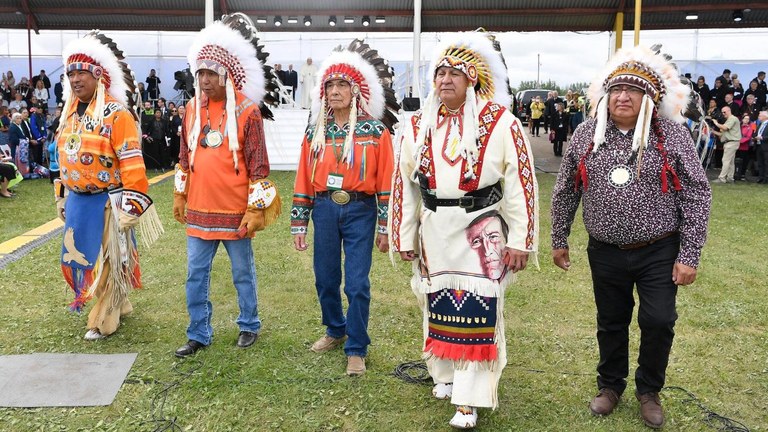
[58,95,155,335]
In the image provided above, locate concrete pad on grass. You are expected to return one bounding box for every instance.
[0,353,137,407]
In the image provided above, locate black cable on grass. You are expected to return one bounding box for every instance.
[138,357,203,432]
[393,361,432,385]
[663,386,750,432]
[395,363,750,431]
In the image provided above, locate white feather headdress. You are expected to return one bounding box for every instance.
[59,31,140,129]
[185,13,267,173]
[309,39,399,167]
[587,44,690,153]
[426,31,512,109]
[416,31,512,177]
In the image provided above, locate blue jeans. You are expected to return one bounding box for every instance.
[184,236,261,345]
[311,195,377,357]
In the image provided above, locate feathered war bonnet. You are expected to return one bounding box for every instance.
[587,44,690,153]
[309,39,400,167]
[417,30,512,178]
[579,44,690,193]
[59,30,141,131]
[186,12,278,174]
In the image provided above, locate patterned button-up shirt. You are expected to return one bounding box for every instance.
[551,117,712,268]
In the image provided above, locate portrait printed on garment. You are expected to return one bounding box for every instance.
[464,210,509,282]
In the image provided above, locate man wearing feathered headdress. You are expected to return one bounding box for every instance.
[54,31,163,340]
[390,31,539,429]
[291,39,399,377]
[551,45,712,429]
[173,13,281,358]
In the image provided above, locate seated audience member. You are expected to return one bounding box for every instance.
[8,93,26,112]
[16,78,33,101]
[0,106,9,147]
[0,161,18,198]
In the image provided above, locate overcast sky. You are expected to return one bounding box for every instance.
[256,28,768,88]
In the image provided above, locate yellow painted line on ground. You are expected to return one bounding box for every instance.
[23,219,65,236]
[149,170,174,185]
[0,237,31,255]
[0,171,173,258]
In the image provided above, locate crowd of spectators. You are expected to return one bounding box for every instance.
[0,67,176,189]
[693,69,767,119]
[1,69,61,115]
[529,90,587,156]
[694,69,768,181]
[139,97,185,170]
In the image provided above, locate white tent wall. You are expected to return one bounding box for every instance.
[0,30,439,105]
[1,28,766,170]
[2,28,768,94]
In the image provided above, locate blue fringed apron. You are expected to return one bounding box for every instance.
[60,192,108,312]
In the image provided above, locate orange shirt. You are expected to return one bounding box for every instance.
[291,114,393,234]
[57,96,147,194]
[179,94,269,240]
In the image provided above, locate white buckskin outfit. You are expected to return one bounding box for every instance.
[390,31,539,428]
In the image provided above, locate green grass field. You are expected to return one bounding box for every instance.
[0,172,766,431]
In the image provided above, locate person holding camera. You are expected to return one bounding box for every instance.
[711,106,742,183]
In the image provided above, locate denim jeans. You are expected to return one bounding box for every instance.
[184,236,261,345]
[587,234,679,395]
[311,195,377,357]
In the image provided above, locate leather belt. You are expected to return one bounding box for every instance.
[617,232,678,250]
[74,186,116,196]
[419,178,503,213]
[316,190,374,205]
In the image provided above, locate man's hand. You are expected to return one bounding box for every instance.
[238,209,265,237]
[552,248,571,271]
[54,179,67,222]
[672,262,697,286]
[375,233,389,253]
[399,250,416,261]
[172,194,187,224]
[118,212,140,232]
[55,197,66,221]
[294,234,308,251]
[503,248,529,273]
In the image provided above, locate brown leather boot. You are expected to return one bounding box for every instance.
[636,391,665,429]
[589,388,620,416]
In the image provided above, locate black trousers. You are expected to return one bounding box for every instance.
[757,144,768,180]
[736,148,752,178]
[29,141,43,166]
[532,118,541,136]
[553,139,564,156]
[587,234,679,395]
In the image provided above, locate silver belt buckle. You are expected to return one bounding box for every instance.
[458,196,475,209]
[331,190,351,205]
